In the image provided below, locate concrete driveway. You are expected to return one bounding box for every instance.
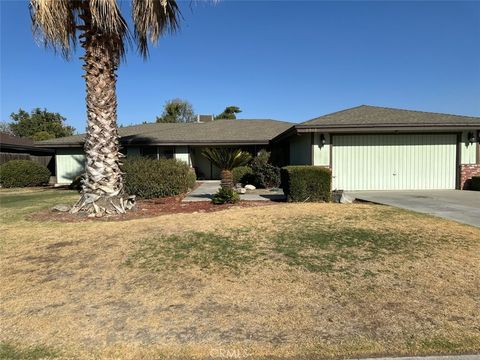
[348,190,480,227]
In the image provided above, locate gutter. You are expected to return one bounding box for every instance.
[35,140,271,148]
[295,124,480,132]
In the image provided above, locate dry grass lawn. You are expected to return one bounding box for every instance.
[1,188,479,359]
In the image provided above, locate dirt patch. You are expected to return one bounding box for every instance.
[29,196,276,222]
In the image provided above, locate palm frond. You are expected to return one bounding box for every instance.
[132,0,181,58]
[202,148,252,171]
[88,0,130,60]
[29,0,77,59]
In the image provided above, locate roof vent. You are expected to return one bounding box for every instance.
[197,115,214,123]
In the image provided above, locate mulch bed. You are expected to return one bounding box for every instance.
[30,196,277,222]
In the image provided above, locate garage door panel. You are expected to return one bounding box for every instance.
[332,134,457,190]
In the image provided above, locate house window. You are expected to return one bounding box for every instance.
[140,147,158,159]
[158,147,174,159]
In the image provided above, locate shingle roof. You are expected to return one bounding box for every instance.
[299,105,480,128]
[1,132,54,153]
[36,119,293,147]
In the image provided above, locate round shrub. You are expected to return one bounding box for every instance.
[69,174,85,191]
[122,157,196,199]
[250,150,280,188]
[0,160,50,188]
[232,166,253,185]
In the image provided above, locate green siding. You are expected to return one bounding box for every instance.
[289,134,312,165]
[56,148,85,184]
[460,131,478,164]
[174,146,190,165]
[332,134,457,190]
[312,133,330,166]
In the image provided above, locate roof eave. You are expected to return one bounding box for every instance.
[39,140,272,148]
[295,124,480,133]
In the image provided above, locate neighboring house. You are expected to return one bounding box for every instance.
[0,132,55,174]
[272,105,480,190]
[35,119,292,183]
[36,105,480,191]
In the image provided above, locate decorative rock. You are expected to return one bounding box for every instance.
[244,184,256,190]
[340,193,354,204]
[125,195,136,210]
[236,188,246,194]
[51,204,71,212]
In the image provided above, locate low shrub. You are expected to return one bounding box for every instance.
[212,188,240,205]
[281,166,331,202]
[250,150,281,188]
[69,174,85,191]
[122,157,196,199]
[0,160,50,188]
[471,176,480,191]
[232,166,253,185]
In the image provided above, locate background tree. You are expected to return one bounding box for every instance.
[202,148,251,189]
[29,0,181,215]
[156,99,196,123]
[0,121,14,135]
[215,106,242,120]
[8,108,75,140]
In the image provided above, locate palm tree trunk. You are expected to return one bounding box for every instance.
[70,4,133,215]
[220,170,234,190]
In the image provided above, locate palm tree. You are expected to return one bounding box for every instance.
[29,0,180,215]
[202,148,252,189]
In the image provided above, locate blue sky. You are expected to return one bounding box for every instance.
[1,1,479,132]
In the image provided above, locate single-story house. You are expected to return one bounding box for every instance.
[36,105,480,190]
[0,132,55,174]
[35,119,292,183]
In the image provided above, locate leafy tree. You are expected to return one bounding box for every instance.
[215,106,242,120]
[202,148,252,189]
[156,99,196,123]
[0,121,14,135]
[29,0,182,215]
[8,108,74,140]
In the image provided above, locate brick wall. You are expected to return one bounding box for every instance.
[460,164,480,190]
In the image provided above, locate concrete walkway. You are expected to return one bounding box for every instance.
[348,190,480,227]
[183,181,285,202]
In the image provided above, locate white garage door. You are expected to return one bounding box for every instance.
[332,134,457,190]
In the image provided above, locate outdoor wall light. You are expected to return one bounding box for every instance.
[467,131,475,144]
[320,134,326,146]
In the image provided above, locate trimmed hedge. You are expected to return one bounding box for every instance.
[232,166,253,185]
[281,166,331,202]
[0,160,50,188]
[122,157,196,199]
[471,176,480,191]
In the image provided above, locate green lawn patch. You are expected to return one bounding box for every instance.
[126,217,444,275]
[0,188,77,222]
[0,342,58,360]
[125,231,258,272]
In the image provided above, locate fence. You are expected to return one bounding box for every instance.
[0,152,54,170]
